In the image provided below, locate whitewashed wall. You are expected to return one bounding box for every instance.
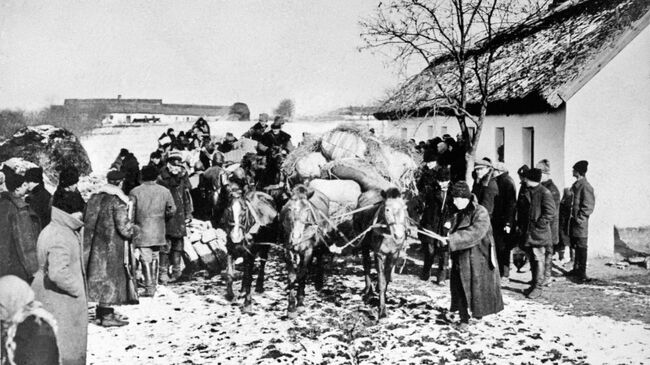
[565,24,650,257]
[377,111,566,190]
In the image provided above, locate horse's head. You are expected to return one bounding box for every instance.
[225,191,251,244]
[283,185,319,247]
[380,188,408,243]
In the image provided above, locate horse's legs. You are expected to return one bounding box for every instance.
[376,251,388,319]
[313,249,324,292]
[361,243,374,300]
[241,250,255,312]
[255,246,269,293]
[286,249,298,316]
[297,248,313,308]
[225,253,235,301]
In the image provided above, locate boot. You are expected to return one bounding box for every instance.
[159,254,170,284]
[527,258,545,299]
[97,306,128,327]
[142,261,156,297]
[436,267,448,286]
[576,247,590,283]
[170,251,182,282]
[541,248,553,287]
[524,259,538,296]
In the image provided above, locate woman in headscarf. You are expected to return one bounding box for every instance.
[31,195,87,365]
[0,275,59,365]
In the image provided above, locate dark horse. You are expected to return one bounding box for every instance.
[354,188,409,319]
[280,185,330,317]
[218,186,278,312]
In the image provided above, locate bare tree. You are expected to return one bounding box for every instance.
[361,0,549,180]
[275,99,296,119]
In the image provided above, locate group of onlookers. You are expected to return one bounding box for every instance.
[417,133,595,327]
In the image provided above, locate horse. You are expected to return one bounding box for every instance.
[218,185,278,312]
[354,187,409,319]
[280,185,330,317]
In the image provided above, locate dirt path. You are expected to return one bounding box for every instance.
[88,254,650,365]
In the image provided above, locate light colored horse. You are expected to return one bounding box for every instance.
[280,185,330,317]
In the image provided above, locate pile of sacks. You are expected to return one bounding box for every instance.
[284,124,420,204]
[183,219,228,273]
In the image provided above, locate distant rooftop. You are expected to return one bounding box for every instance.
[62,97,230,116]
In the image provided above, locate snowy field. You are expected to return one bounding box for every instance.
[87,255,650,365]
[80,122,650,364]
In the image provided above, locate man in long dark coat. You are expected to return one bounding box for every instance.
[25,167,52,228]
[516,168,556,299]
[157,154,193,283]
[418,166,454,285]
[84,170,135,327]
[491,162,517,283]
[566,160,595,283]
[536,159,561,286]
[0,166,41,283]
[441,181,503,330]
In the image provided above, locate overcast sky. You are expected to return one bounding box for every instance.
[0,0,404,116]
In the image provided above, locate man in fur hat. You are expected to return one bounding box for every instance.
[84,169,136,327]
[440,181,503,330]
[52,166,86,214]
[516,168,556,299]
[566,160,595,283]
[24,167,52,228]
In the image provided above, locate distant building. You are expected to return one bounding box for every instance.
[61,96,231,125]
[374,0,650,257]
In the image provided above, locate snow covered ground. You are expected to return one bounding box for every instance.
[87,255,650,365]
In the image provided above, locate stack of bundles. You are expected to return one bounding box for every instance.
[183,219,228,273]
[282,124,420,201]
[308,179,360,203]
[320,159,393,192]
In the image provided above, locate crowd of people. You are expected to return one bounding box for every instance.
[415,131,595,330]
[0,117,596,363]
[0,114,296,365]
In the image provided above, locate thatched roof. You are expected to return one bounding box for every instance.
[375,0,650,120]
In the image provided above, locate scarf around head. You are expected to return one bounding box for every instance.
[0,275,59,365]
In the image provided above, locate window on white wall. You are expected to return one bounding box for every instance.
[496,127,505,162]
[400,127,408,139]
[523,127,535,167]
[427,125,434,139]
[440,126,448,136]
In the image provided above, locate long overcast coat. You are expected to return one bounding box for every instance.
[569,178,595,238]
[0,192,41,282]
[448,197,504,318]
[31,207,87,365]
[84,185,135,305]
[157,167,193,238]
